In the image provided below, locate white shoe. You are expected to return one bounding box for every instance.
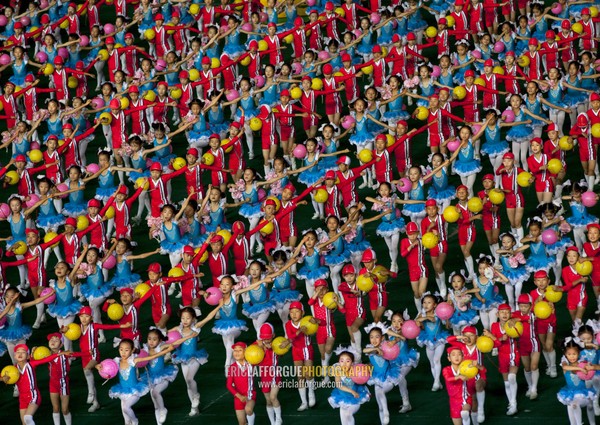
[32,320,41,329]
[168,285,176,296]
[188,408,199,417]
[399,403,412,413]
[297,403,308,412]
[506,404,517,416]
[594,400,600,416]
[319,214,325,220]
[492,348,498,357]
[159,408,168,424]
[371,182,380,190]
[382,413,390,425]
[98,335,106,344]
[358,182,368,189]
[88,401,100,412]
[477,412,485,423]
[13,386,19,397]
[311,213,319,219]
[87,393,95,404]
[529,390,537,400]
[525,389,531,398]
[308,391,316,407]
[431,382,442,391]
[175,291,182,299]
[256,243,264,253]
[248,152,255,160]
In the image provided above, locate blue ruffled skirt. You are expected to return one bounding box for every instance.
[349,131,374,147]
[383,109,410,122]
[546,237,573,255]
[472,291,504,312]
[346,240,371,254]
[449,308,479,327]
[204,221,232,233]
[242,300,277,319]
[297,168,325,186]
[557,386,596,406]
[62,202,87,217]
[129,170,150,183]
[564,92,588,108]
[155,154,176,168]
[212,319,248,336]
[506,125,533,144]
[394,349,420,369]
[109,378,149,399]
[481,141,509,158]
[239,203,263,219]
[172,348,209,365]
[369,363,401,387]
[270,289,302,308]
[428,186,455,203]
[0,341,6,357]
[47,300,83,319]
[324,250,351,266]
[376,218,406,237]
[567,215,599,229]
[416,327,449,349]
[222,43,245,58]
[525,254,554,272]
[297,265,329,281]
[502,265,530,286]
[107,273,142,290]
[0,325,32,343]
[80,282,113,302]
[37,213,66,232]
[148,365,178,385]
[453,159,482,177]
[328,384,370,408]
[160,238,188,254]
[95,186,116,201]
[402,204,426,220]
[187,130,211,148]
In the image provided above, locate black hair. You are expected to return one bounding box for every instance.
[179,306,197,319]
[272,249,289,263]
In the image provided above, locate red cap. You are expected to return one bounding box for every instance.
[361,248,376,262]
[447,346,462,355]
[438,17,447,25]
[518,294,532,304]
[497,303,511,311]
[322,64,333,74]
[530,137,543,145]
[456,184,469,193]
[325,1,334,10]
[41,14,50,24]
[157,81,168,88]
[376,134,387,142]
[15,154,27,162]
[406,222,419,234]
[26,228,39,235]
[336,155,351,165]
[342,264,356,275]
[503,152,515,159]
[456,0,465,5]
[53,56,64,65]
[183,245,195,255]
[264,198,277,208]
[120,287,134,295]
[25,74,35,83]
[201,56,211,65]
[397,120,408,128]
[566,246,580,254]
[484,59,493,67]
[155,13,164,21]
[587,223,600,231]
[259,323,274,340]
[187,148,199,157]
[325,170,336,180]
[295,17,304,27]
[231,342,247,349]
[341,53,351,62]
[105,37,115,45]
[582,7,590,15]
[65,217,77,227]
[267,22,276,28]
[533,270,548,279]
[249,40,258,50]
[482,173,494,181]
[577,113,589,128]
[129,85,139,93]
[314,279,328,288]
[14,344,29,354]
[545,30,555,39]
[76,61,84,69]
[109,99,121,109]
[561,20,571,29]
[464,70,475,78]
[372,45,382,54]
[280,89,290,97]
[302,76,312,82]
[78,306,92,316]
[230,122,241,129]
[547,123,558,132]
[179,70,189,79]
[425,199,437,207]
[171,10,180,18]
[63,123,74,130]
[210,234,224,244]
[392,34,401,43]
[150,162,162,171]
[283,183,296,193]
[147,262,162,273]
[117,185,128,195]
[591,93,600,102]
[14,22,23,30]
[407,32,416,41]
[47,332,63,341]
[125,33,134,40]
[462,326,477,335]
[528,38,538,46]
[88,199,101,208]
[209,133,220,140]
[505,51,515,57]
[289,301,304,312]
[233,221,245,233]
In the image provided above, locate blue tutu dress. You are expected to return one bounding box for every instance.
[557,370,596,406]
[186,114,211,149]
[62,181,87,217]
[184,216,204,247]
[448,289,479,327]
[388,334,420,368]
[319,141,339,172]
[324,236,350,267]
[128,152,150,183]
[235,95,259,120]
[526,240,554,272]
[328,374,371,408]
[80,264,113,302]
[402,182,426,220]
[471,276,504,311]
[378,21,396,46]
[428,169,455,204]
[153,137,176,168]
[581,68,599,91]
[452,142,482,177]
[367,351,401,387]
[204,202,232,233]
[544,223,573,255]
[37,197,66,232]
[348,114,374,147]
[212,291,248,336]
[297,250,329,281]
[382,94,409,122]
[242,282,277,319]
[481,124,509,159]
[297,154,324,186]
[0,303,32,343]
[499,255,530,286]
[239,185,264,219]
[566,202,599,229]
[407,4,427,32]
[270,271,302,308]
[8,61,28,87]
[0,341,6,357]
[7,213,26,248]
[207,106,230,137]
[356,29,374,56]
[47,280,82,319]
[452,54,473,85]
[506,108,532,143]
[366,106,384,135]
[172,326,209,365]
[525,95,547,131]
[514,27,531,55]
[416,317,449,349]
[160,222,188,254]
[416,81,436,107]
[429,0,451,15]
[262,83,280,108]
[95,169,117,201]
[145,343,179,385]
[108,356,150,399]
[376,199,406,237]
[107,256,142,290]
[346,223,372,255]
[43,115,63,142]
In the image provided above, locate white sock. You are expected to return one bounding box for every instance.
[504,381,511,403]
[464,256,475,279]
[323,352,332,368]
[491,243,499,261]
[24,416,35,425]
[53,413,60,425]
[438,272,447,297]
[352,331,362,354]
[461,410,470,425]
[35,303,44,324]
[247,413,256,425]
[531,369,539,392]
[471,412,479,425]
[84,369,96,400]
[525,370,532,389]
[273,406,282,422]
[587,404,596,425]
[64,413,72,425]
[515,227,524,241]
[508,373,518,405]
[299,387,307,404]
[549,350,556,369]
[414,297,421,313]
[266,407,275,425]
[307,379,315,397]
[476,391,485,414]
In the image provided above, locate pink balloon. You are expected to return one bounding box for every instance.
[502,109,515,123]
[397,177,411,193]
[86,163,100,174]
[30,141,40,150]
[155,59,166,71]
[55,183,69,198]
[435,302,455,321]
[98,359,119,379]
[103,23,115,34]
[306,0,316,6]
[401,320,421,339]
[91,97,104,109]
[370,12,381,24]
[259,12,268,23]
[0,203,10,219]
[318,50,330,61]
[166,330,182,345]
[471,124,482,135]
[0,316,6,327]
[292,62,303,74]
[25,194,39,208]
[58,48,69,60]
[293,144,307,159]
[136,350,150,368]
[20,16,31,27]
[353,29,362,38]
[35,51,48,63]
[541,229,558,245]
[226,90,240,101]
[380,341,400,361]
[241,23,253,32]
[471,50,482,59]
[582,191,597,208]
[258,188,267,202]
[596,332,600,345]
[102,255,117,270]
[431,65,441,77]
[39,0,49,8]
[577,362,595,380]
[254,75,265,88]
[350,363,371,385]
[41,287,56,305]
[493,41,505,53]
[0,16,7,27]
[79,35,89,47]
[205,287,223,306]
[551,2,562,14]
[0,54,10,65]
[447,140,461,152]
[341,115,355,130]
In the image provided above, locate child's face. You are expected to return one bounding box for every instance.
[209,188,221,201]
[448,349,463,365]
[343,272,356,284]
[161,207,174,221]
[120,292,133,305]
[501,235,514,249]
[147,332,161,349]
[497,309,510,321]
[391,315,403,329]
[233,346,245,361]
[48,336,62,350]
[421,296,435,312]
[534,277,549,290]
[529,225,541,237]
[588,227,600,243]
[478,262,491,276]
[14,348,28,363]
[565,347,580,364]
[408,167,420,182]
[339,353,353,368]
[68,167,80,181]
[375,139,386,151]
[289,308,302,322]
[531,141,541,154]
[457,187,468,201]
[518,303,531,315]
[181,311,194,327]
[79,313,91,326]
[119,343,133,359]
[462,332,476,346]
[54,262,68,277]
[369,331,382,347]
[567,250,579,265]
[249,263,262,278]
[86,250,98,263]
[451,275,464,290]
[378,184,390,198]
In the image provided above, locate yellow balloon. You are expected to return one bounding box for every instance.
[172,157,186,170]
[453,86,466,100]
[98,49,109,61]
[476,336,494,353]
[240,55,252,66]
[445,15,455,27]
[415,106,429,120]
[385,134,395,147]
[592,123,600,138]
[459,360,479,379]
[572,22,584,34]
[547,158,563,174]
[65,323,82,341]
[371,265,389,284]
[244,344,265,365]
[211,57,220,69]
[467,197,483,213]
[220,138,233,153]
[266,196,281,212]
[12,241,27,255]
[28,149,43,163]
[474,77,486,87]
[5,170,18,185]
[168,267,185,278]
[189,3,200,15]
[361,65,373,75]
[575,260,593,276]
[356,274,374,292]
[259,220,274,235]
[443,206,460,223]
[272,336,290,355]
[533,301,552,319]
[299,315,318,335]
[120,97,129,110]
[422,232,439,249]
[43,63,55,75]
[517,171,533,187]
[545,285,563,303]
[32,346,51,360]
[591,6,599,17]
[311,77,323,90]
[425,26,438,38]
[188,68,200,82]
[135,177,149,190]
[358,149,373,163]
[194,247,209,263]
[258,40,268,51]
[76,215,89,231]
[99,112,112,124]
[249,117,263,131]
[493,66,505,75]
[488,189,505,205]
[290,87,302,99]
[60,19,69,29]
[107,303,125,321]
[503,321,523,338]
[283,34,294,44]
[335,7,345,17]
[143,90,156,102]
[323,291,338,309]
[314,188,328,203]
[202,152,215,165]
[44,231,59,248]
[135,283,150,297]
[104,206,115,219]
[144,28,156,40]
[170,87,182,100]
[1,365,19,385]
[559,135,573,151]
[518,55,530,67]
[217,229,232,245]
[67,76,78,89]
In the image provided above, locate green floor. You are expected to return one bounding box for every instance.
[0,2,593,424]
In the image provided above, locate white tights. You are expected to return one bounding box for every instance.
[567,404,582,425]
[549,109,566,136]
[277,304,290,326]
[84,368,96,401]
[89,298,106,341]
[310,194,324,218]
[56,316,75,351]
[244,123,254,157]
[150,381,169,412]
[248,216,261,252]
[554,251,565,285]
[374,383,394,424]
[135,191,151,220]
[479,308,497,330]
[383,233,400,271]
[252,311,271,338]
[512,142,529,171]
[305,279,316,298]
[181,360,201,405]
[168,253,182,268]
[459,174,476,197]
[121,395,140,424]
[398,366,411,402]
[426,345,445,386]
[222,332,240,370]
[329,264,343,294]
[573,228,586,251]
[339,404,360,425]
[505,283,522,311]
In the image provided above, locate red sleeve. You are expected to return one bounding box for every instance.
[293,186,315,203]
[192,242,210,265]
[76,219,101,238]
[307,298,317,306]
[40,234,63,250]
[27,164,47,175]
[75,126,96,142]
[400,239,411,258]
[133,284,159,308]
[94,323,123,331]
[162,166,187,182]
[125,187,145,208]
[100,196,115,215]
[226,365,238,395]
[30,353,60,368]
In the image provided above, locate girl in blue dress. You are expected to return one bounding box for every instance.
[6,46,28,87]
[234,168,264,252]
[281,0,299,29]
[563,182,599,251]
[472,256,507,330]
[296,139,327,218]
[61,166,89,217]
[106,238,159,290]
[198,186,234,235]
[143,329,179,425]
[231,78,259,159]
[125,136,163,223]
[184,99,211,150]
[294,230,332,298]
[356,17,375,58]
[436,55,455,88]
[450,124,486,196]
[151,123,176,168]
[415,65,436,107]
[363,324,401,425]
[154,204,188,268]
[446,272,480,335]
[426,152,457,211]
[79,247,113,339]
[270,249,302,324]
[328,348,371,422]
[398,166,427,223]
[538,202,573,283]
[514,16,532,55]
[505,95,539,169]
[47,256,86,351]
[416,293,449,391]
[521,219,554,273]
[451,41,475,85]
[260,65,281,107]
[405,0,427,36]
[473,34,494,74]
[222,17,245,58]
[94,150,138,201]
[31,177,65,234]
[388,311,420,413]
[178,198,203,247]
[496,233,531,311]
[480,109,515,171]
[170,305,222,417]
[1,196,32,287]
[345,205,386,270]
[206,97,229,138]
[242,260,278,336]
[323,216,351,294]
[564,62,596,126]
[381,76,410,122]
[524,81,554,138]
[43,99,64,142]
[348,99,374,149]
[530,3,550,41]
[580,52,600,93]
